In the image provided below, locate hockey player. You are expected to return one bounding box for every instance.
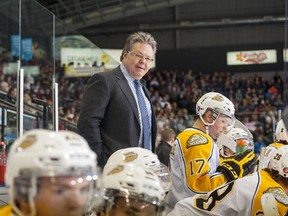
[217,126,254,161]
[168,145,288,216]
[0,129,102,216]
[165,92,256,211]
[258,118,288,170]
[103,147,171,192]
[99,163,166,216]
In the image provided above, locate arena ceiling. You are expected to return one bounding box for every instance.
[36,0,285,37]
[0,0,285,50]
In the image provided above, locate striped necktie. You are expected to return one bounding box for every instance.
[133,80,151,150]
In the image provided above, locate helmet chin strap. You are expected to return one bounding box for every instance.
[205,124,209,135]
[206,124,217,141]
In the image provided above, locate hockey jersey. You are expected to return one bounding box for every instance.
[168,170,288,216]
[165,128,228,211]
[0,205,13,216]
[258,142,284,170]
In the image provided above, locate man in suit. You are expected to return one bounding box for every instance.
[77,31,157,168]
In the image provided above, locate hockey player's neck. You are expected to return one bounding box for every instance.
[193,119,207,134]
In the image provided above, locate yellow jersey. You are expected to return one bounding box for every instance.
[0,205,13,216]
[165,128,228,211]
[168,170,288,216]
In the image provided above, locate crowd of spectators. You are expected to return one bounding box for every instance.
[145,69,284,152]
[0,54,285,154]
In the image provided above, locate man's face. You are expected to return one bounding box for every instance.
[223,146,235,156]
[122,42,154,80]
[104,196,157,216]
[34,176,91,216]
[209,115,232,140]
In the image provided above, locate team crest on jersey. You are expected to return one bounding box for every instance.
[265,187,288,205]
[123,151,138,162]
[186,133,208,148]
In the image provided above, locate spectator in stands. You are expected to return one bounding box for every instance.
[0,49,285,157]
[254,134,267,155]
[77,31,157,168]
[0,81,9,100]
[7,85,17,104]
[234,89,243,103]
[0,81,9,92]
[155,127,176,167]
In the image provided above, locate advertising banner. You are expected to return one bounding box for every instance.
[61,47,120,77]
[227,49,277,65]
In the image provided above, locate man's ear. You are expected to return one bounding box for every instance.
[203,110,214,124]
[121,50,128,60]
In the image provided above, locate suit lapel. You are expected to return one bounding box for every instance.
[114,68,141,125]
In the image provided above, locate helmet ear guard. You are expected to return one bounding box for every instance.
[199,109,219,127]
[209,108,220,121]
[13,177,31,202]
